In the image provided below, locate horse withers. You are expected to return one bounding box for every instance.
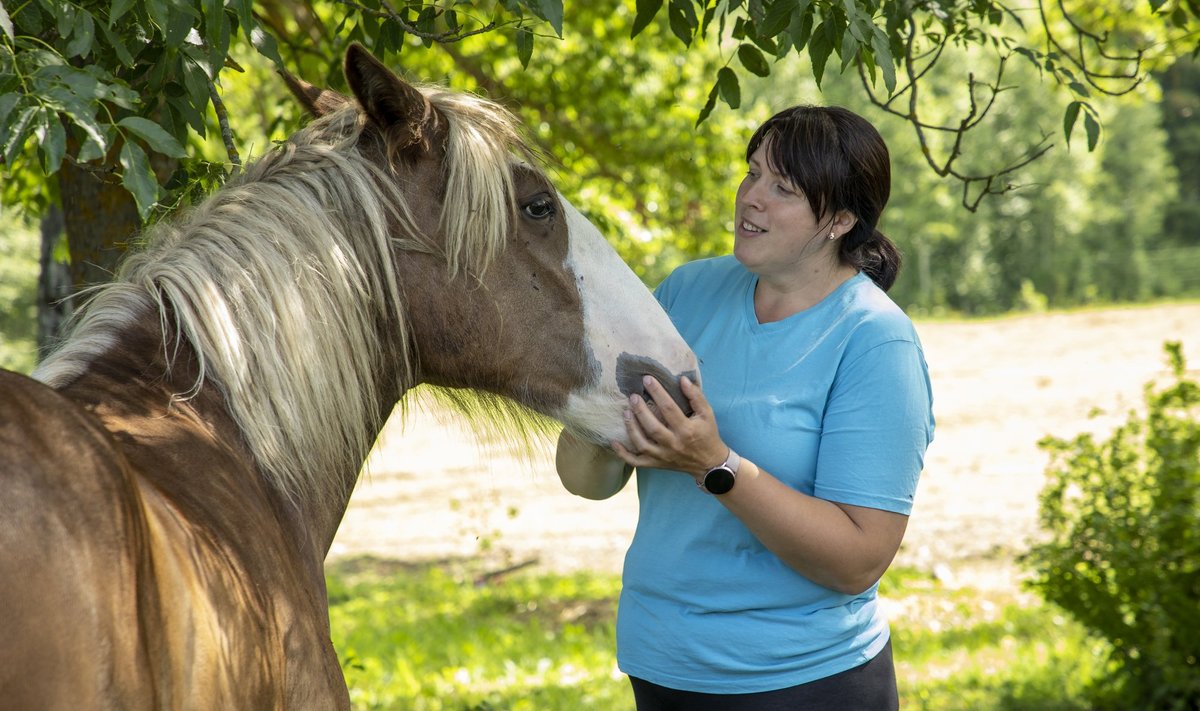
[0,45,697,709]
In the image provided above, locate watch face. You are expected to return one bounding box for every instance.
[704,466,736,495]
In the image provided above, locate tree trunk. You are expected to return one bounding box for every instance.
[36,206,73,360]
[56,158,142,290]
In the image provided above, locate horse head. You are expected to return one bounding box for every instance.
[284,45,699,448]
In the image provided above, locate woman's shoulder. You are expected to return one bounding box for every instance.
[839,274,923,349]
[664,255,743,284]
[656,255,748,301]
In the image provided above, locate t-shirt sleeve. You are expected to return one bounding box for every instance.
[812,338,935,515]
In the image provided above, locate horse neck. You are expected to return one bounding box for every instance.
[53,304,378,565]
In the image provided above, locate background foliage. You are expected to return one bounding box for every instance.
[2,1,1197,315]
[1025,342,1200,710]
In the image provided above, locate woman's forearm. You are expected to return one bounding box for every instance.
[719,458,909,595]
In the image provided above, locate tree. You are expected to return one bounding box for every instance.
[0,0,557,289]
[0,0,1195,305]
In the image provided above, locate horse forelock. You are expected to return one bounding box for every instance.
[33,86,541,508]
[419,86,542,276]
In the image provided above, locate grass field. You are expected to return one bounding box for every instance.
[327,558,1107,711]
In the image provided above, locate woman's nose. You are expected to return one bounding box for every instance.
[738,181,764,209]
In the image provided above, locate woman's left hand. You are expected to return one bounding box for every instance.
[611,375,729,478]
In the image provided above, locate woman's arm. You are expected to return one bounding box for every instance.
[555,428,634,500]
[613,375,908,595]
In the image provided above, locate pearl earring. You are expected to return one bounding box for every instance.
[828,231,837,241]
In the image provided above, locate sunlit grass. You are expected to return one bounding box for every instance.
[0,223,39,374]
[329,557,628,710]
[327,557,1108,711]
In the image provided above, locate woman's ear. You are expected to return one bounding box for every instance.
[832,210,858,238]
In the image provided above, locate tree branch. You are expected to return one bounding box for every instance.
[209,82,241,169]
[332,0,498,43]
[857,17,1057,211]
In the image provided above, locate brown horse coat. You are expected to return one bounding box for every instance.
[1,319,348,708]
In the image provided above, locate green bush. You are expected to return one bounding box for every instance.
[1024,342,1200,710]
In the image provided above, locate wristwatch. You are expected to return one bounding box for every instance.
[698,448,740,495]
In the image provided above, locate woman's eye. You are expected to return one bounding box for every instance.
[521,196,556,220]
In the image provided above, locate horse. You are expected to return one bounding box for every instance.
[0,44,698,709]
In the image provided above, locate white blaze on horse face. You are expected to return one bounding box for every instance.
[558,195,699,446]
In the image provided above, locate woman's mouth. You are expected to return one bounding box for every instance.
[741,220,765,234]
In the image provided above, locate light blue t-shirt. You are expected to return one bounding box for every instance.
[617,256,935,694]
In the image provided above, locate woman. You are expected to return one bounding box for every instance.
[556,105,935,710]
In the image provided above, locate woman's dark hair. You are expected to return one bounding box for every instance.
[746,105,901,291]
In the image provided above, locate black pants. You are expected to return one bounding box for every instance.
[629,640,899,711]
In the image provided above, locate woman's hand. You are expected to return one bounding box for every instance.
[611,375,729,478]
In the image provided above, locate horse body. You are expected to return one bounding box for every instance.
[1,45,698,708]
[1,314,345,709]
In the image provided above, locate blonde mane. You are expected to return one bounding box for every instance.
[34,86,541,507]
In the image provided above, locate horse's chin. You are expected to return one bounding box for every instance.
[558,391,633,449]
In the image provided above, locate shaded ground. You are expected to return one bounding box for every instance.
[330,302,1200,589]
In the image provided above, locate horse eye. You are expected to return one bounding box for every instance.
[521,196,556,220]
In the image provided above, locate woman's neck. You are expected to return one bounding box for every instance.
[753,262,858,323]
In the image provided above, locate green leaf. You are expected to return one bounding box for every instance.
[119,116,187,158]
[536,0,563,38]
[0,2,13,41]
[56,2,77,39]
[180,53,211,106]
[789,4,813,52]
[250,26,283,66]
[110,0,136,25]
[144,0,169,33]
[166,6,196,47]
[65,9,95,58]
[2,105,37,166]
[169,94,206,135]
[1063,100,1081,146]
[232,0,255,41]
[98,21,136,66]
[119,140,159,219]
[632,0,664,38]
[760,0,799,37]
[840,27,859,72]
[737,44,771,77]
[63,108,109,156]
[808,22,833,86]
[695,81,719,127]
[668,0,698,46]
[0,93,20,129]
[37,108,66,173]
[1083,111,1100,151]
[716,66,740,108]
[77,133,106,162]
[516,27,534,68]
[871,31,895,93]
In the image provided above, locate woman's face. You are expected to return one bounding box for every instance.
[733,141,835,278]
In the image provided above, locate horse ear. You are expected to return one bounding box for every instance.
[343,43,434,143]
[279,69,350,118]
